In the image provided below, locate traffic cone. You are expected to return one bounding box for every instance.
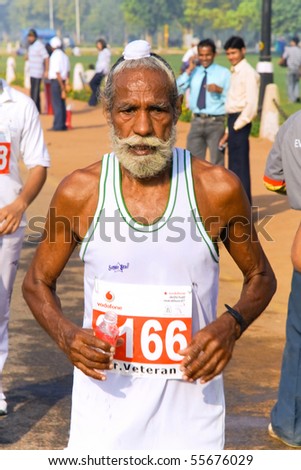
[66,104,72,129]
[44,82,53,115]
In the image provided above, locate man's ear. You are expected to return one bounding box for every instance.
[104,107,112,125]
[174,94,183,123]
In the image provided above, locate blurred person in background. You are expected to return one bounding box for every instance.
[279,36,301,103]
[180,37,199,73]
[177,38,230,166]
[88,38,111,107]
[48,36,70,131]
[223,36,260,204]
[26,29,49,113]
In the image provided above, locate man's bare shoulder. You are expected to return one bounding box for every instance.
[191,157,250,220]
[191,157,241,195]
[52,160,102,209]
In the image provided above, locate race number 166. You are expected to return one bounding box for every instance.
[115,316,191,364]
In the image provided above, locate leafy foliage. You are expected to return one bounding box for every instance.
[183,0,261,31]
[0,0,300,46]
[272,0,301,35]
[121,0,184,36]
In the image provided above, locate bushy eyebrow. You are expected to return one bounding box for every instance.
[116,101,170,112]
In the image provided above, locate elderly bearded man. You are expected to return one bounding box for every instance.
[23,40,276,450]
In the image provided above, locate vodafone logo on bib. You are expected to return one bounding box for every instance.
[105,291,115,302]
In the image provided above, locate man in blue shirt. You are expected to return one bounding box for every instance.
[177,38,231,165]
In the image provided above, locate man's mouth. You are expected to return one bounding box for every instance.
[129,145,155,155]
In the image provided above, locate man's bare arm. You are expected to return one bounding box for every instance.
[22,165,115,381]
[180,162,276,383]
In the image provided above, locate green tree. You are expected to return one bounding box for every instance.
[272,0,301,36]
[6,0,51,34]
[82,0,126,45]
[121,0,184,38]
[183,0,260,32]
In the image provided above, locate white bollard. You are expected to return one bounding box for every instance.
[259,83,280,142]
[73,62,84,91]
[6,42,12,54]
[6,56,16,84]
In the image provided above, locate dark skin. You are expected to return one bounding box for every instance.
[22,67,276,383]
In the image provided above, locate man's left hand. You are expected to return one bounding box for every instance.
[206,83,223,93]
[179,314,237,383]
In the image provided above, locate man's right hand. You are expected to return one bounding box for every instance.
[64,326,115,381]
[186,55,199,74]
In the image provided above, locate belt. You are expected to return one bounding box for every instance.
[193,113,225,119]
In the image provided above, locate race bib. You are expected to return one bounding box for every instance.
[0,127,11,174]
[92,279,192,379]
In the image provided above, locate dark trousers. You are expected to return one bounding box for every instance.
[227,113,252,203]
[271,270,301,446]
[30,77,42,113]
[50,79,67,131]
[88,73,105,106]
[187,115,226,166]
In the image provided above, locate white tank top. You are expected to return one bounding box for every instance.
[69,148,224,450]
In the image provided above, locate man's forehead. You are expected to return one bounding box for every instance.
[116,66,162,80]
[114,67,168,93]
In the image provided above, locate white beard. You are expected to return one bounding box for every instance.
[110,127,177,179]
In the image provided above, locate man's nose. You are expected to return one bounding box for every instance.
[133,110,153,136]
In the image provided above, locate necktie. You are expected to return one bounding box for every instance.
[197,70,207,110]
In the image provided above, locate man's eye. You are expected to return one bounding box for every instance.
[151,107,165,113]
[121,108,135,115]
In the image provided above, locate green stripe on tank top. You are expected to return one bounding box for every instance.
[81,153,110,261]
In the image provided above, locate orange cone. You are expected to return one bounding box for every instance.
[44,82,53,115]
[66,104,72,129]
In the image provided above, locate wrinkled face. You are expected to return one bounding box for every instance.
[225,47,245,66]
[108,67,180,178]
[197,46,215,68]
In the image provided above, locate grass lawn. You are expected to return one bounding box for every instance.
[1,50,299,127]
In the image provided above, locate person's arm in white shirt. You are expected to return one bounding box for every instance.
[233,69,259,130]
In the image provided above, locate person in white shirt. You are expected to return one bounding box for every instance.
[0,78,50,416]
[180,37,199,73]
[88,38,111,106]
[222,36,260,204]
[279,36,301,103]
[48,36,71,131]
[26,29,49,113]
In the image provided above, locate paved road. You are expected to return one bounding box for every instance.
[0,99,299,451]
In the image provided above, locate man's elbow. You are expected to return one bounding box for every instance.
[22,269,34,304]
[41,167,47,186]
[266,264,277,301]
[270,271,277,298]
[22,265,42,305]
